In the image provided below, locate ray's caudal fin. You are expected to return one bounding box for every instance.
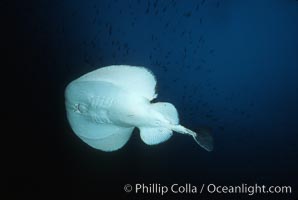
[171,125,213,152]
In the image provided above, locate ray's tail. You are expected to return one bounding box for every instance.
[149,101,213,152]
[171,125,214,152]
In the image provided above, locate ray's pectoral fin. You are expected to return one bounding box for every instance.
[192,127,213,152]
[79,126,134,152]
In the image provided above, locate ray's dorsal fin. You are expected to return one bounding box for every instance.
[77,65,157,100]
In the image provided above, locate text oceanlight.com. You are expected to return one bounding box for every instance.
[123,183,292,196]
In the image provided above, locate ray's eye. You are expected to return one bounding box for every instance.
[155,120,161,126]
[78,103,88,113]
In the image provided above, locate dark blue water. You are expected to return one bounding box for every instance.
[7,0,297,199]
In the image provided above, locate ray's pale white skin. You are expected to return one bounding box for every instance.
[65,65,213,152]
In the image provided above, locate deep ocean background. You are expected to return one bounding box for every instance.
[5,0,298,199]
